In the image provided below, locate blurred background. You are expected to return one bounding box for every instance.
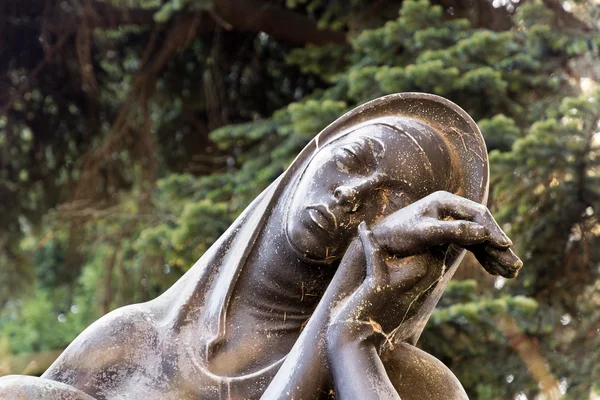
[0,0,599,398]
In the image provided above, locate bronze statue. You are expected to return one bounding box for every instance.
[0,93,522,399]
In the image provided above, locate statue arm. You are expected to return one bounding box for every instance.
[325,190,523,399]
[260,238,368,399]
[260,224,435,399]
[327,331,401,400]
[262,191,521,399]
[325,223,425,400]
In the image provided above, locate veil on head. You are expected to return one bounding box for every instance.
[163,92,489,373]
[285,92,489,206]
[290,92,490,345]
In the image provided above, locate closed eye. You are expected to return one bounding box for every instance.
[335,141,375,173]
[342,146,361,161]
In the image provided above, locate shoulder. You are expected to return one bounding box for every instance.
[42,303,162,395]
[0,375,96,399]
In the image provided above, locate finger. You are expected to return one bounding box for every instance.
[479,214,512,250]
[471,245,523,279]
[430,193,512,249]
[358,221,387,280]
[423,219,489,247]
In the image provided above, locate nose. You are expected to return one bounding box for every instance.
[334,185,359,205]
[333,179,375,210]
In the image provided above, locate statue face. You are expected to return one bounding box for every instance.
[285,123,446,261]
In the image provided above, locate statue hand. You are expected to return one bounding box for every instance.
[356,222,428,301]
[327,222,429,342]
[372,191,522,278]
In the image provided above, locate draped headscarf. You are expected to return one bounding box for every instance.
[28,93,488,399]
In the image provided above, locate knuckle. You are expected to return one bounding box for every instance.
[425,199,441,214]
[431,190,450,199]
[435,190,454,202]
[474,203,488,217]
[419,220,437,232]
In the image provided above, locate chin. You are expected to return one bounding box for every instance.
[285,220,331,262]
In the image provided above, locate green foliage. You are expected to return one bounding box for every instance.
[1,0,600,397]
[1,289,90,354]
[286,45,351,81]
[488,88,600,397]
[154,0,213,22]
[136,178,233,270]
[478,114,522,152]
[492,93,600,302]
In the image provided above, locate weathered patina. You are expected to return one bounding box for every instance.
[0,93,522,399]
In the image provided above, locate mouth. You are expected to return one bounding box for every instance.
[306,204,335,231]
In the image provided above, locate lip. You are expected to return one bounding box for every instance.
[306,205,334,231]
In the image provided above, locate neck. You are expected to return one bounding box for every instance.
[208,201,337,376]
[233,203,337,318]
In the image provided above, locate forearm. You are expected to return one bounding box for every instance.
[327,323,400,400]
[323,222,433,400]
[261,240,366,399]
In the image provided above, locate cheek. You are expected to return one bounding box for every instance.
[299,158,339,192]
[309,168,345,199]
[364,190,405,225]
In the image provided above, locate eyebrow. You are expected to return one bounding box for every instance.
[365,136,385,153]
[345,137,385,169]
[330,134,385,159]
[350,135,385,158]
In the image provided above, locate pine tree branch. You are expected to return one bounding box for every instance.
[496,314,563,400]
[84,1,159,29]
[75,0,347,46]
[212,0,347,46]
[541,0,592,32]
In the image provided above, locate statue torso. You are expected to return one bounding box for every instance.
[42,201,335,400]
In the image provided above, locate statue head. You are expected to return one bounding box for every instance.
[283,93,488,263]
